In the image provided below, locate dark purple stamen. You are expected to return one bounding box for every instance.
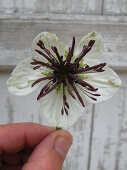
[65,77,76,99]
[65,101,69,109]
[66,36,75,67]
[37,80,53,100]
[31,59,60,71]
[77,84,100,101]
[35,49,56,65]
[37,40,59,63]
[32,75,54,87]
[37,40,45,49]
[64,107,69,115]
[61,108,64,115]
[51,46,63,64]
[31,37,106,115]
[75,63,106,74]
[61,85,69,115]
[33,66,41,70]
[37,79,62,100]
[69,74,98,91]
[35,49,60,68]
[71,40,95,69]
[71,81,85,107]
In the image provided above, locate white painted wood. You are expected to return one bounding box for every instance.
[1,13,127,23]
[0,16,127,69]
[0,69,40,124]
[0,0,102,14]
[103,0,127,15]
[0,69,93,170]
[89,71,127,170]
[0,1,127,168]
[63,105,93,170]
[33,0,102,14]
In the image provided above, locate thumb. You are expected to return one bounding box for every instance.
[22,130,73,170]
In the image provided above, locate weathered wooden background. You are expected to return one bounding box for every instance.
[0,0,127,170]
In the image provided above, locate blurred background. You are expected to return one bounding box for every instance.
[0,0,127,170]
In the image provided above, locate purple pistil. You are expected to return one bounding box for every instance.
[31,37,106,115]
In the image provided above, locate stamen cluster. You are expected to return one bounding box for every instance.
[31,37,106,115]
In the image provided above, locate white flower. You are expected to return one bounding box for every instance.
[7,32,121,127]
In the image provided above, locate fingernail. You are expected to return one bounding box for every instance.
[55,136,71,159]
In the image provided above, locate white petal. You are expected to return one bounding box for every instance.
[32,32,67,62]
[80,65,121,103]
[39,84,85,127]
[74,32,103,61]
[7,58,45,96]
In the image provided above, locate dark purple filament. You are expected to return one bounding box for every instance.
[31,37,106,115]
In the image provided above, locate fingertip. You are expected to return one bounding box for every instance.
[22,129,73,170]
[46,129,73,160]
[53,129,73,145]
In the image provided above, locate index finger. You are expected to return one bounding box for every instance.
[0,122,55,154]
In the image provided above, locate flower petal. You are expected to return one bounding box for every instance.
[39,84,86,127]
[32,32,67,62]
[74,32,103,61]
[80,65,121,103]
[7,58,45,96]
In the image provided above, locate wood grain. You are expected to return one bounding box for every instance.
[0,1,127,169]
[0,69,93,170]
[0,16,127,69]
[0,0,102,14]
[89,71,127,170]
[103,0,127,15]
[64,105,94,170]
[1,13,127,22]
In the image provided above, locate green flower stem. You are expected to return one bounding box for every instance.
[56,126,62,130]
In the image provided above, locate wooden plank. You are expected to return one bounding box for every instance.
[63,105,93,170]
[0,0,102,14]
[1,13,127,23]
[33,0,102,14]
[0,69,40,124]
[0,69,93,170]
[0,0,36,14]
[103,0,127,15]
[0,17,127,68]
[89,71,127,170]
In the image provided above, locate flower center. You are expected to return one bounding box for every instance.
[31,37,106,115]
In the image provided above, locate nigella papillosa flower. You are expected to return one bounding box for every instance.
[7,32,121,127]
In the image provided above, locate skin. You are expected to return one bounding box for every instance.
[0,122,73,170]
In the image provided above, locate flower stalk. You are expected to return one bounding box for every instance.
[56,126,62,130]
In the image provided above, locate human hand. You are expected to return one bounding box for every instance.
[0,123,72,170]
